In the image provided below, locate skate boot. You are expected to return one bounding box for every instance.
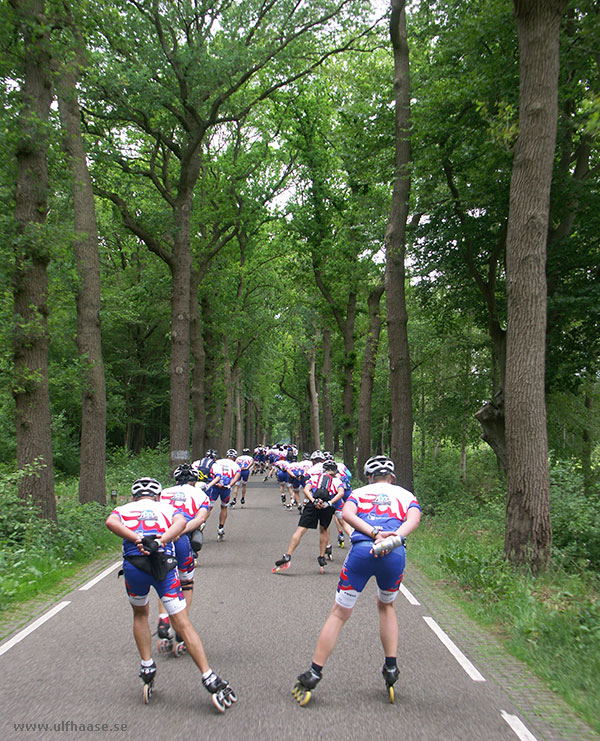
[281,494,287,505]
[139,661,157,704]
[173,631,187,657]
[217,525,225,542]
[317,555,327,574]
[382,663,399,704]
[292,668,321,706]
[157,620,173,653]
[202,671,238,713]
[229,498,236,509]
[337,532,345,548]
[325,544,333,561]
[157,616,171,639]
[240,497,245,507]
[272,553,291,573]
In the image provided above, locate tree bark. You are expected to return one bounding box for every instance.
[320,326,334,453]
[11,0,56,520]
[504,0,567,572]
[357,284,385,481]
[190,271,206,460]
[308,337,321,450]
[56,48,107,505]
[385,0,413,491]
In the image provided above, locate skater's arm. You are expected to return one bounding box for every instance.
[392,506,421,538]
[184,507,210,533]
[105,514,141,544]
[157,513,186,546]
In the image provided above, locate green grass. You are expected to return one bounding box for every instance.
[409,509,600,734]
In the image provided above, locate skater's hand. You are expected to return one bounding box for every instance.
[370,531,393,557]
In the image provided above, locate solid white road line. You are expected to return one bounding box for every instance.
[501,710,539,741]
[79,561,121,591]
[0,601,71,657]
[423,616,486,682]
[400,584,420,605]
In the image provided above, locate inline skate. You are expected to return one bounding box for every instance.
[139,661,156,704]
[292,668,321,706]
[382,663,399,704]
[217,525,225,542]
[272,553,291,573]
[157,617,173,653]
[202,672,238,713]
[173,631,187,657]
[337,532,345,548]
[325,544,333,561]
[317,555,327,574]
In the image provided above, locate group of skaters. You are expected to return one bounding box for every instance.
[106,442,421,710]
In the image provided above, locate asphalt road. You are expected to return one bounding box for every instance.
[0,479,595,740]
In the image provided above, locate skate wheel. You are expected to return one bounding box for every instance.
[319,567,324,575]
[143,683,152,704]
[223,695,232,708]
[211,691,226,713]
[157,638,172,653]
[174,642,186,657]
[228,690,238,703]
[389,685,395,704]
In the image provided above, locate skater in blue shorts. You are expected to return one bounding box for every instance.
[292,455,421,706]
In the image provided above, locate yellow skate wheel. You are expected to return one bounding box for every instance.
[388,685,395,704]
[143,683,152,704]
[298,689,311,706]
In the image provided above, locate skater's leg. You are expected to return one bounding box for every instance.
[377,597,399,657]
[219,503,228,528]
[312,603,353,667]
[318,525,329,558]
[132,604,152,661]
[170,610,210,674]
[286,526,307,556]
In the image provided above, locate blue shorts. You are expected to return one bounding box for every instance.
[288,475,304,490]
[277,470,289,483]
[174,534,194,580]
[335,541,406,609]
[240,469,250,482]
[208,485,231,505]
[122,561,187,615]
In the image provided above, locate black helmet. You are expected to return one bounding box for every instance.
[242,448,251,455]
[363,455,395,479]
[131,477,162,499]
[174,463,198,484]
[322,459,338,473]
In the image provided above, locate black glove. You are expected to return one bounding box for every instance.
[141,535,159,554]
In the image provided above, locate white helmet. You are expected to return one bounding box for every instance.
[310,450,324,462]
[131,477,162,499]
[363,455,395,479]
[226,448,238,459]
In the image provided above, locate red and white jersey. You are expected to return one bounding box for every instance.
[235,455,254,471]
[347,482,420,544]
[111,497,180,557]
[305,462,324,486]
[307,470,345,499]
[161,483,210,523]
[287,459,312,479]
[210,458,241,487]
[273,458,289,472]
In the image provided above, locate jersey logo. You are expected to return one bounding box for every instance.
[372,494,391,507]
[139,509,158,522]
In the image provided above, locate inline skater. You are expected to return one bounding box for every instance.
[272,456,292,506]
[105,477,236,711]
[272,455,345,575]
[231,448,254,507]
[192,449,217,484]
[291,455,421,706]
[205,450,241,540]
[286,456,312,511]
[155,464,210,655]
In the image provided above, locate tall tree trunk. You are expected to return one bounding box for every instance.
[220,348,234,453]
[190,271,206,460]
[56,52,107,505]
[11,0,56,520]
[385,0,413,491]
[235,371,244,451]
[504,0,566,572]
[321,326,334,453]
[341,294,357,471]
[308,339,321,450]
[169,203,192,470]
[357,284,385,481]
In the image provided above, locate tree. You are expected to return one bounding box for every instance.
[385,0,413,490]
[504,0,568,572]
[55,11,106,504]
[9,0,56,520]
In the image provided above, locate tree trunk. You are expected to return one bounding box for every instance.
[190,271,206,460]
[11,0,56,520]
[504,0,566,572]
[357,284,385,480]
[385,0,414,491]
[320,326,334,453]
[220,348,234,453]
[341,294,357,471]
[56,54,107,505]
[235,372,244,451]
[308,339,321,450]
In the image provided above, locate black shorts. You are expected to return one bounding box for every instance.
[298,501,335,530]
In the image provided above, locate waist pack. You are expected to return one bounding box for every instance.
[123,551,178,582]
